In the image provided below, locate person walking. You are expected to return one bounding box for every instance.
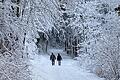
[50,53,56,65]
[57,53,62,66]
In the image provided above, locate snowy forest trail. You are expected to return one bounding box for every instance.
[29,49,104,80]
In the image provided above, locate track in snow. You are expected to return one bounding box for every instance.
[29,49,104,80]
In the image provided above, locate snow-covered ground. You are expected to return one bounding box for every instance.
[29,49,104,80]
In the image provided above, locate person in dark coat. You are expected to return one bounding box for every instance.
[57,53,62,66]
[50,53,56,65]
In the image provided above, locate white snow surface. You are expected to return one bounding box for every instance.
[29,49,104,80]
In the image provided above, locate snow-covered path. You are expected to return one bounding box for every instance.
[29,49,104,80]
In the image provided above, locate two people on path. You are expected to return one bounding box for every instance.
[50,53,62,66]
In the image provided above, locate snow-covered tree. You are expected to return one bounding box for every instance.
[0,0,31,80]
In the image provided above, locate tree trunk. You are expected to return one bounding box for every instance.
[23,33,26,45]
[45,40,48,53]
[16,7,20,17]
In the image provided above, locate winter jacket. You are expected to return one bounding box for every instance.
[50,54,56,61]
[57,54,62,61]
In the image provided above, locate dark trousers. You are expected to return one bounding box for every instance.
[58,61,61,66]
[52,60,55,65]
